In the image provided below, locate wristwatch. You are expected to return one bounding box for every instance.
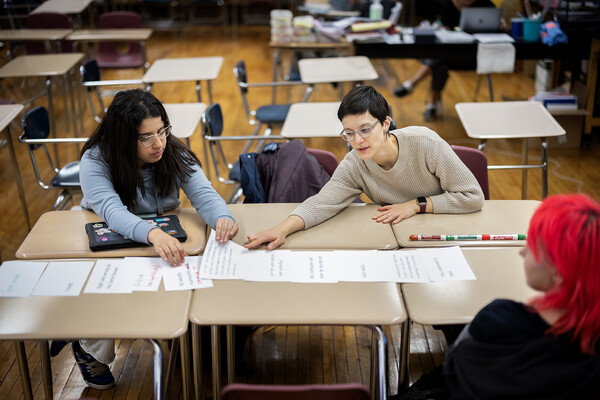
[417,197,427,214]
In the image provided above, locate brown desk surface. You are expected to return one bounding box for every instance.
[0,278,190,340]
[401,247,540,325]
[393,200,540,248]
[190,280,405,326]
[16,208,207,259]
[229,203,397,250]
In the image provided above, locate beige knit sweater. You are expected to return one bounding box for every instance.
[292,126,485,229]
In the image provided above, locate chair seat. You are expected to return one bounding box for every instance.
[255,104,291,124]
[229,161,241,181]
[51,162,80,188]
[97,52,144,68]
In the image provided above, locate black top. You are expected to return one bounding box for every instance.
[441,0,495,29]
[443,299,600,400]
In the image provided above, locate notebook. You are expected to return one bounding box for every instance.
[85,215,187,251]
[459,7,502,33]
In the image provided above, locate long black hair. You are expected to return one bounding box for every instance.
[81,89,202,211]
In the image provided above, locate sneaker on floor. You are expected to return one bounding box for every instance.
[72,341,115,390]
[423,106,438,121]
[394,83,413,98]
[50,340,68,357]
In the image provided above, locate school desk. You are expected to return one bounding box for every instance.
[229,203,398,250]
[0,53,84,164]
[455,101,566,199]
[399,247,541,379]
[30,0,94,29]
[143,57,223,104]
[298,56,378,101]
[16,208,207,259]
[392,200,540,248]
[0,266,191,400]
[280,101,343,139]
[0,29,73,55]
[0,103,30,230]
[189,281,406,400]
[163,102,206,146]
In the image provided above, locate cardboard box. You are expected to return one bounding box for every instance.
[547,109,588,149]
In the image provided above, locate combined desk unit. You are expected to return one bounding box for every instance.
[143,57,223,104]
[30,0,94,29]
[0,103,30,230]
[191,202,405,400]
[392,200,540,248]
[163,102,206,146]
[0,261,191,400]
[0,29,73,55]
[455,102,565,199]
[280,101,343,139]
[16,208,207,259]
[298,56,378,102]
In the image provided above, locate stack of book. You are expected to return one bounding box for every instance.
[530,92,578,110]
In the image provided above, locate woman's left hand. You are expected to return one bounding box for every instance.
[373,202,418,224]
[214,218,239,243]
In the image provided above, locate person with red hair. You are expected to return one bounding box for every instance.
[396,193,600,399]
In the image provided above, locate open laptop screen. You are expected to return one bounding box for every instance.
[459,7,502,33]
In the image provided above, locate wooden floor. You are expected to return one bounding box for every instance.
[1,24,599,399]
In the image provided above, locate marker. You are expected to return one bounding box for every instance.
[409,234,527,241]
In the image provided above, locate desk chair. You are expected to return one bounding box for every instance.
[97,11,146,69]
[26,12,73,54]
[202,102,286,203]
[451,144,490,200]
[80,59,144,123]
[221,383,371,400]
[19,106,85,210]
[234,60,306,154]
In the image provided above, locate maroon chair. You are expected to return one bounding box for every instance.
[96,11,145,69]
[307,148,338,177]
[26,12,73,54]
[220,383,371,400]
[450,144,490,200]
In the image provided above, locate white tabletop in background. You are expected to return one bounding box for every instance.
[31,0,93,14]
[0,53,84,78]
[0,29,72,41]
[163,103,206,139]
[281,101,343,138]
[143,57,223,83]
[298,56,378,84]
[67,28,153,41]
[0,104,24,131]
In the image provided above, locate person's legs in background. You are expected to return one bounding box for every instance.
[393,62,432,97]
[424,60,449,121]
[50,339,116,389]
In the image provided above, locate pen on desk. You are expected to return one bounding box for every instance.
[409,234,527,241]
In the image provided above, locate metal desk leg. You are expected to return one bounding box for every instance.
[164,338,179,398]
[398,320,410,388]
[180,332,192,400]
[541,137,548,198]
[5,125,31,230]
[192,324,203,400]
[39,340,53,400]
[45,76,59,166]
[195,80,203,103]
[367,325,387,400]
[14,341,33,400]
[211,326,222,400]
[149,339,165,400]
[272,49,281,104]
[226,325,235,385]
[65,71,79,137]
[301,85,314,102]
[521,138,529,199]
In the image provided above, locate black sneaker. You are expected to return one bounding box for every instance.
[72,341,115,390]
[394,85,412,97]
[423,106,437,121]
[50,340,69,357]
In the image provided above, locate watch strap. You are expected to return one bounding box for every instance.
[417,197,427,214]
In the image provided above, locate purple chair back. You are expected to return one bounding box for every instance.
[97,12,143,68]
[26,12,72,54]
[451,144,490,200]
[307,148,339,177]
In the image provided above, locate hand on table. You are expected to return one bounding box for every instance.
[148,228,187,267]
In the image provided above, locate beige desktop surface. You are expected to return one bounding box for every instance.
[143,56,223,83]
[0,53,84,78]
[281,102,343,138]
[401,247,541,325]
[16,208,207,259]
[0,276,190,340]
[0,104,23,131]
[31,0,93,14]
[0,29,73,41]
[229,203,397,250]
[67,28,153,41]
[190,280,405,326]
[298,56,378,84]
[163,102,206,139]
[393,200,540,248]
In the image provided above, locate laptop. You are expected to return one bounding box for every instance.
[85,215,187,251]
[459,7,502,33]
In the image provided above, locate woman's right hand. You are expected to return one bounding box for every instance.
[148,228,187,267]
[244,215,305,251]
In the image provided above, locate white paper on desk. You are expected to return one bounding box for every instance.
[417,247,476,282]
[385,250,429,283]
[290,251,339,283]
[243,250,292,282]
[434,30,474,43]
[125,257,165,291]
[335,250,393,281]
[162,256,213,290]
[473,33,514,43]
[84,259,133,293]
[199,231,246,280]
[0,261,47,297]
[476,42,515,74]
[32,261,93,296]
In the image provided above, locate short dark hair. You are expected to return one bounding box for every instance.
[81,89,201,210]
[337,85,390,122]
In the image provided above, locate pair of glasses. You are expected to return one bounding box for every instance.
[339,120,380,142]
[138,125,172,147]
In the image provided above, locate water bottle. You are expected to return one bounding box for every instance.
[369,0,383,21]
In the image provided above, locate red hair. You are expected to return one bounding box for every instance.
[527,194,600,354]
